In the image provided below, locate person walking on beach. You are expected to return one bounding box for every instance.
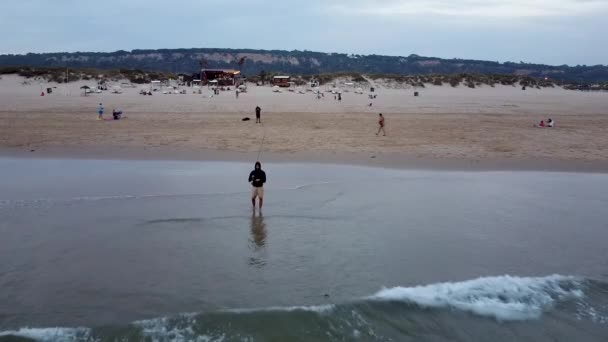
[249,161,266,210]
[376,113,386,136]
[97,103,104,120]
[255,106,261,124]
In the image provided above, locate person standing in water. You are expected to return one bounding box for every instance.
[97,103,104,120]
[376,113,386,136]
[255,106,261,124]
[249,161,266,210]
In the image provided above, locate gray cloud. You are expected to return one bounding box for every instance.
[325,0,608,17]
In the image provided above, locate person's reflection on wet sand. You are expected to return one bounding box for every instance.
[249,211,267,267]
[250,211,267,249]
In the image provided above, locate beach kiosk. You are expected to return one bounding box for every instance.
[272,76,291,87]
[201,69,240,86]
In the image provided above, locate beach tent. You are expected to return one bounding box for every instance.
[150,80,161,91]
[80,85,90,96]
[207,80,218,89]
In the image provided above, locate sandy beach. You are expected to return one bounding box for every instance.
[1,74,608,170]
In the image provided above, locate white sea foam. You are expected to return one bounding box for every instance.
[576,300,608,324]
[133,313,217,342]
[0,327,91,341]
[289,181,337,191]
[369,274,583,320]
[226,304,335,314]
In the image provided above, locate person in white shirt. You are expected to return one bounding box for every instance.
[547,118,555,128]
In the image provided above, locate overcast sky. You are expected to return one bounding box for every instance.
[1,0,606,66]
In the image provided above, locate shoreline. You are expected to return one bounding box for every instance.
[3,146,608,173]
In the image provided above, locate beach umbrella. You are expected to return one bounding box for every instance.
[80,85,90,96]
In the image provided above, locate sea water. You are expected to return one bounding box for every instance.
[1,158,607,341]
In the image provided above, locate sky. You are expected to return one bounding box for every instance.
[1,0,607,66]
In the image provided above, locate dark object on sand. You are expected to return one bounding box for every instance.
[414,92,419,96]
[370,87,375,92]
[522,86,526,90]
[112,110,123,120]
[242,117,250,121]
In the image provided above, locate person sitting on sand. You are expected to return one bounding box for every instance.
[376,113,386,136]
[248,161,266,210]
[547,118,555,128]
[112,108,123,120]
[536,120,545,128]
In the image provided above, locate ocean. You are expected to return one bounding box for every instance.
[0,158,607,341]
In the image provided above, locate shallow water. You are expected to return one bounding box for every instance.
[0,158,607,341]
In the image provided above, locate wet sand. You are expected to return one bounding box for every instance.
[3,145,608,173]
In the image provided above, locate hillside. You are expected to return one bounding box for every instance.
[1,48,608,84]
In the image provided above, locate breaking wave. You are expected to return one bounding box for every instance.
[1,275,606,342]
[369,274,584,320]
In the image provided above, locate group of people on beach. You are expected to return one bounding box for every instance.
[96,103,123,120]
[536,118,555,128]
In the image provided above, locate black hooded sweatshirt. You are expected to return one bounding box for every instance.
[248,163,266,187]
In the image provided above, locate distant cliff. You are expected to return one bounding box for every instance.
[1,48,607,83]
